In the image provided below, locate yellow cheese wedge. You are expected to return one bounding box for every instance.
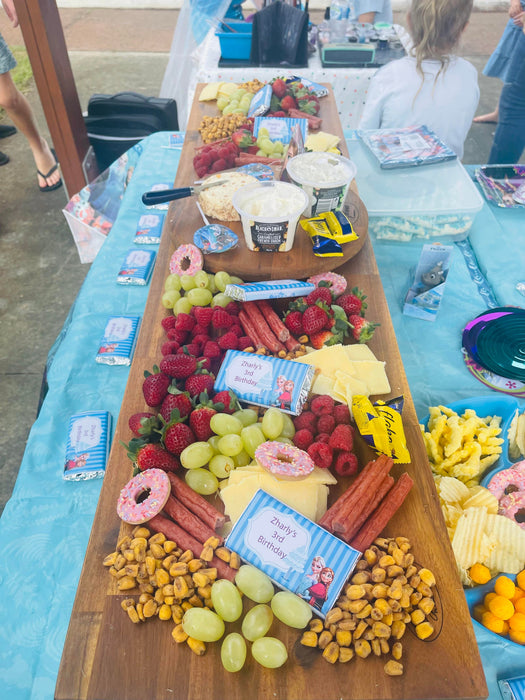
[311,374,336,397]
[346,360,390,395]
[294,344,355,380]
[216,82,239,98]
[199,82,223,101]
[334,370,369,398]
[226,463,337,487]
[343,344,377,361]
[304,131,340,152]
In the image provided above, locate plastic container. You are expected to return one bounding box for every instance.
[285,152,357,217]
[215,21,253,60]
[232,181,309,252]
[349,138,484,242]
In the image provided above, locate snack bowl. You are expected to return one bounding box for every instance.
[232,180,309,253]
[285,152,357,218]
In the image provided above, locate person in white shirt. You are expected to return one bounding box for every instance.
[355,0,393,25]
[359,0,479,159]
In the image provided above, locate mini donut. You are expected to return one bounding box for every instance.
[255,440,315,478]
[117,468,171,524]
[307,272,347,298]
[169,244,203,276]
[499,491,525,529]
[486,460,525,500]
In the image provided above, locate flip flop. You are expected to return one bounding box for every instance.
[37,148,63,192]
[0,151,9,166]
[0,124,17,139]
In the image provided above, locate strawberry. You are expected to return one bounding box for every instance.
[160,353,198,379]
[142,366,171,407]
[193,306,214,327]
[348,315,379,343]
[160,389,193,423]
[272,78,287,99]
[231,129,256,150]
[338,288,368,317]
[310,330,338,349]
[306,287,332,306]
[218,331,238,350]
[284,310,304,336]
[128,412,159,438]
[302,304,329,336]
[310,394,334,416]
[123,439,180,473]
[212,308,234,330]
[185,370,215,397]
[162,417,195,455]
[212,390,240,414]
[189,394,220,441]
[280,94,297,112]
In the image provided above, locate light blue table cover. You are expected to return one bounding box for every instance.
[0,131,523,700]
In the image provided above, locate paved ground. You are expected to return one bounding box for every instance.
[0,7,508,515]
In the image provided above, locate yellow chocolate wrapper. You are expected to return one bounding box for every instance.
[352,395,411,464]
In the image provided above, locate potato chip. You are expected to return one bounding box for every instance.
[437,476,470,504]
[507,409,521,461]
[452,508,494,571]
[517,413,525,458]
[462,488,498,514]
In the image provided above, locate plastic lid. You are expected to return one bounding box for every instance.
[349,139,483,217]
[286,152,357,188]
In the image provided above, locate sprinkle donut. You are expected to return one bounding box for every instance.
[307,272,347,298]
[486,460,525,500]
[255,441,315,477]
[117,468,171,524]
[499,491,525,529]
[169,244,203,276]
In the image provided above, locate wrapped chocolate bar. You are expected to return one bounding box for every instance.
[352,395,411,464]
[301,210,358,245]
[63,410,112,481]
[225,279,315,302]
[213,350,314,415]
[134,212,165,245]
[499,676,525,700]
[117,249,156,286]
[96,315,141,365]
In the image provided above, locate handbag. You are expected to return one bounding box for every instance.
[250,2,308,67]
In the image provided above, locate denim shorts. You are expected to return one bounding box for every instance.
[0,31,17,75]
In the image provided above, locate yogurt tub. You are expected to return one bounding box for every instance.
[286,152,357,217]
[232,181,309,252]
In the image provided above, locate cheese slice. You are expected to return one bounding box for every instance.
[334,370,369,399]
[294,344,355,380]
[343,344,377,361]
[311,374,336,397]
[346,360,390,395]
[226,463,337,487]
[199,82,223,101]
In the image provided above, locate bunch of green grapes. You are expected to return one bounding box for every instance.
[162,269,243,314]
[217,88,254,116]
[255,127,285,159]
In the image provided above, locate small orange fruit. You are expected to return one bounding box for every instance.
[484,592,498,608]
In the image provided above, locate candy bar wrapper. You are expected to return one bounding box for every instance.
[225,279,315,301]
[302,220,343,257]
[286,76,329,98]
[134,213,165,245]
[499,676,525,700]
[248,84,272,118]
[352,395,411,464]
[143,183,172,210]
[403,243,453,322]
[96,315,141,365]
[63,410,111,481]
[226,490,360,618]
[214,350,314,415]
[117,248,156,285]
[302,210,358,245]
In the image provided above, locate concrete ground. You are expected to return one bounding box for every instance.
[0,7,507,515]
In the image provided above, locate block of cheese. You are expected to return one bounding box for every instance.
[294,344,355,380]
[199,82,223,101]
[226,463,337,487]
[334,370,369,404]
[310,374,337,397]
[346,360,390,395]
[343,344,377,361]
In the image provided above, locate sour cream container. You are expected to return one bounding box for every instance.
[286,152,357,217]
[232,180,309,252]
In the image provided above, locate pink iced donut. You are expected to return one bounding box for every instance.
[307,272,347,298]
[255,441,314,477]
[499,491,525,529]
[117,468,171,524]
[486,460,525,500]
[169,244,203,276]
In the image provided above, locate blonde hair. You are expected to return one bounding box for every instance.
[409,0,473,77]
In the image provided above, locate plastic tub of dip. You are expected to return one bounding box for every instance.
[285,152,357,217]
[232,180,309,252]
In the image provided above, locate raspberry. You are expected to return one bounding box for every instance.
[191,323,209,337]
[315,432,331,444]
[203,340,221,359]
[310,394,335,416]
[225,301,240,316]
[175,313,195,332]
[229,323,244,337]
[333,403,351,425]
[193,307,214,326]
[333,451,359,477]
[161,316,178,332]
[167,328,188,344]
[161,340,180,356]
[307,441,333,469]
[191,334,210,350]
[212,308,234,330]
[293,411,317,433]
[316,414,336,434]
[238,336,254,351]
[293,428,314,451]
[328,424,354,452]
[218,332,238,350]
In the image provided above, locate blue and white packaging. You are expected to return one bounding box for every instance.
[143,183,172,210]
[96,315,141,365]
[499,676,525,700]
[224,279,315,301]
[226,490,360,617]
[287,76,329,98]
[134,213,165,245]
[117,248,156,285]
[254,116,308,145]
[63,410,112,481]
[248,84,272,118]
[213,350,314,415]
[403,243,453,321]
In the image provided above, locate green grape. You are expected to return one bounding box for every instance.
[233,108,246,115]
[222,103,236,116]
[211,293,231,308]
[241,425,266,458]
[232,89,246,101]
[229,99,240,109]
[271,591,313,629]
[273,140,284,153]
[209,454,235,478]
[216,96,229,111]
[233,408,258,427]
[279,412,296,439]
[210,413,243,436]
[165,273,182,291]
[275,437,293,445]
[161,290,181,309]
[214,270,232,292]
[211,579,243,622]
[229,276,244,285]
[174,297,193,315]
[221,633,247,673]
[251,637,288,668]
[186,287,213,307]
[241,604,273,641]
[185,468,219,495]
[256,149,266,157]
[261,407,284,440]
[182,607,225,642]
[258,127,269,137]
[232,449,251,468]
[235,565,274,603]
[207,273,218,293]
[180,441,214,469]
[207,435,222,454]
[218,434,243,457]
[259,138,274,155]
[180,274,197,291]
[193,270,210,288]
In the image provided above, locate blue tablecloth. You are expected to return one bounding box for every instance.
[0,131,523,699]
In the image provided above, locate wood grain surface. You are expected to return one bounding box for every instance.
[55,86,488,700]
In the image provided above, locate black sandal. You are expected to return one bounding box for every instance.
[38,149,63,192]
[0,151,9,166]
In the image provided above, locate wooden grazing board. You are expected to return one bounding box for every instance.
[55,86,488,700]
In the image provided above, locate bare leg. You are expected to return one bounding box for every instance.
[0,70,61,189]
[473,104,499,123]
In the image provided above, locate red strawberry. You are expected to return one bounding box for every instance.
[123,439,180,473]
[218,332,238,350]
[161,316,178,332]
[231,129,256,150]
[280,94,297,112]
[310,330,337,349]
[160,353,198,379]
[238,336,254,351]
[272,78,287,98]
[333,403,351,425]
[328,424,355,452]
[306,287,333,306]
[302,304,329,336]
[142,366,171,407]
[333,451,359,477]
[189,395,219,441]
[203,340,221,359]
[317,414,336,434]
[128,412,158,437]
[161,340,180,356]
[212,308,234,330]
[307,441,333,469]
[284,310,304,336]
[185,370,215,397]
[160,389,193,423]
[212,390,240,414]
[193,306,214,327]
[338,288,368,317]
[293,410,317,433]
[293,428,314,451]
[162,418,195,455]
[348,314,379,343]
[197,355,212,371]
[310,394,334,416]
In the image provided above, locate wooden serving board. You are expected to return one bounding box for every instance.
[55,86,488,700]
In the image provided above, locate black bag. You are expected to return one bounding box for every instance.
[85,92,178,171]
[250,2,308,67]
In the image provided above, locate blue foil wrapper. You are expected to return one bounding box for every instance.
[96,315,141,365]
[499,676,525,700]
[225,279,315,301]
[134,212,165,245]
[117,248,156,285]
[63,410,111,481]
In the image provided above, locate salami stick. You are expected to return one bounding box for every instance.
[287,108,322,130]
[164,495,222,545]
[167,472,226,531]
[349,472,414,552]
[285,335,302,352]
[255,300,290,342]
[243,301,286,353]
[238,309,266,351]
[338,474,394,542]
